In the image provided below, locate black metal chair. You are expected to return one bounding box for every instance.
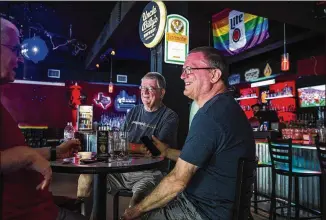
[315,136,326,220]
[268,137,322,220]
[233,157,257,220]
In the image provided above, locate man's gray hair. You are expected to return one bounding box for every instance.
[0,18,19,44]
[141,72,166,89]
[189,46,229,85]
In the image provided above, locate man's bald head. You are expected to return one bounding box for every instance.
[1,18,19,44]
[0,18,21,84]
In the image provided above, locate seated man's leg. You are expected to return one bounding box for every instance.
[107,173,133,192]
[130,170,163,207]
[56,207,88,220]
[141,193,203,220]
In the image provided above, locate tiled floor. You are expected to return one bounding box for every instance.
[50,173,269,220]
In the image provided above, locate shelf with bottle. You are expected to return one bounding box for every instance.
[265,94,295,100]
[267,81,296,100]
[235,96,258,101]
[235,87,259,101]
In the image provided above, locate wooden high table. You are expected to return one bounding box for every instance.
[51,156,165,220]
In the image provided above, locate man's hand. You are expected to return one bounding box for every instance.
[29,153,52,190]
[56,139,81,159]
[139,144,152,157]
[120,205,143,220]
[151,135,169,157]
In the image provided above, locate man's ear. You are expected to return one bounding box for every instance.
[211,69,222,83]
[161,89,166,99]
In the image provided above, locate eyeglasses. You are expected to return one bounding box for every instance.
[139,86,160,92]
[182,66,216,75]
[1,44,22,56]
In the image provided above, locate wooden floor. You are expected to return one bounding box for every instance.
[50,173,269,220]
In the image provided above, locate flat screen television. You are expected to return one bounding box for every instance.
[298,84,326,108]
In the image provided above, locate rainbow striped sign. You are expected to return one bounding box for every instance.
[212,9,269,56]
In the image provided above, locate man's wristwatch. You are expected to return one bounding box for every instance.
[50,146,57,161]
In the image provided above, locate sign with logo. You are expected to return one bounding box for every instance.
[164,14,189,65]
[212,8,269,56]
[114,90,137,112]
[93,92,112,110]
[244,68,260,82]
[228,74,241,85]
[139,0,167,48]
[264,63,272,77]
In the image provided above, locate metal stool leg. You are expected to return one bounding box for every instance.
[295,176,300,219]
[254,173,258,213]
[270,171,276,220]
[320,175,325,220]
[287,175,292,220]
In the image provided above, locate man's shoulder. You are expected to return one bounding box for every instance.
[162,106,179,120]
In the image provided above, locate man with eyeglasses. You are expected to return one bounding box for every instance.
[104,72,179,208]
[121,47,255,220]
[0,18,87,220]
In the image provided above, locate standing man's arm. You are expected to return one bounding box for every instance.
[33,139,81,160]
[1,146,38,173]
[0,146,52,190]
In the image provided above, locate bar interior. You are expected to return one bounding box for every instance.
[1,1,325,220]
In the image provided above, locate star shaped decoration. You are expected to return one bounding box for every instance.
[93,92,112,109]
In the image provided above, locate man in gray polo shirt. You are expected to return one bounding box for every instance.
[107,72,179,207]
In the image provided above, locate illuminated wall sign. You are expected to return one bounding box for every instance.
[228,74,241,85]
[164,14,189,65]
[139,0,167,48]
[264,63,272,77]
[212,8,269,56]
[251,79,275,88]
[245,68,260,82]
[93,92,112,110]
[114,90,137,112]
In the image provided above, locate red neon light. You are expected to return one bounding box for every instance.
[281,53,290,71]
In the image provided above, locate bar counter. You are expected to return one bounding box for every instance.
[255,139,321,212]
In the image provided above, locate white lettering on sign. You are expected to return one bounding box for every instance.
[230,14,244,30]
[142,6,158,33]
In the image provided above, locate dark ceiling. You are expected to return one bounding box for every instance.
[1,1,325,74]
[0,1,116,63]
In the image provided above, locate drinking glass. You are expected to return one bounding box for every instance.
[111,131,128,161]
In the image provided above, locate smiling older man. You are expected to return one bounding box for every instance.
[121,47,255,220]
[107,72,179,207]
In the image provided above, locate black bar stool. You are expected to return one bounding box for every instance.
[315,137,326,220]
[233,157,258,220]
[252,156,272,214]
[268,137,322,220]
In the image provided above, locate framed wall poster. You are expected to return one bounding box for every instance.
[164,14,189,65]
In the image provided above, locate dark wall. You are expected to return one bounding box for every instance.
[16,56,150,86]
[230,35,326,77]
[159,1,212,148]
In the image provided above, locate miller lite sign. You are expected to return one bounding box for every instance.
[212,8,269,56]
[228,10,246,52]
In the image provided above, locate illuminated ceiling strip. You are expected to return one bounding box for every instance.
[251,79,275,88]
[12,80,65,87]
